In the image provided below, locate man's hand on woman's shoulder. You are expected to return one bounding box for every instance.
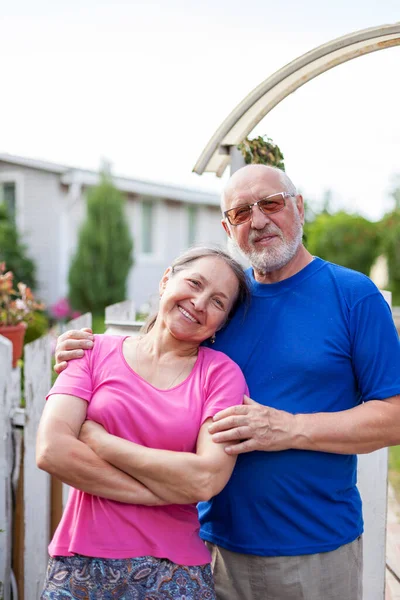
[54,328,94,374]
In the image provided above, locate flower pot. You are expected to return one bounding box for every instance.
[0,323,26,367]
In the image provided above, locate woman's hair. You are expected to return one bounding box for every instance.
[142,246,250,334]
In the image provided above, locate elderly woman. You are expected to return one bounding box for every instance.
[36,246,249,600]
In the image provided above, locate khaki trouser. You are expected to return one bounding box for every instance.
[207,537,362,600]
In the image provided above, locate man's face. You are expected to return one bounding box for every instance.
[222,168,304,275]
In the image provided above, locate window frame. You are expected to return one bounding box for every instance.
[187,204,198,247]
[0,171,24,231]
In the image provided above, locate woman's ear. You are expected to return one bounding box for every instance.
[216,316,228,332]
[159,266,172,296]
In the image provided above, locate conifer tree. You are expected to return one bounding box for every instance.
[68,172,134,314]
[0,203,36,288]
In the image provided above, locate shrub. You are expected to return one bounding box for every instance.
[305,211,380,276]
[24,310,50,344]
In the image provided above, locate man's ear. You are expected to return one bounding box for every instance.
[221,219,232,238]
[295,194,305,225]
[159,266,172,296]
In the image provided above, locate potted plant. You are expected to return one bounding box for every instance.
[0,262,45,367]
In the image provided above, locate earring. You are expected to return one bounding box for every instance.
[210,333,216,344]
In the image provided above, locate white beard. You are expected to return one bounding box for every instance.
[232,212,304,275]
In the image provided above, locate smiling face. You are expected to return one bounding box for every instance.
[222,165,305,278]
[158,255,240,344]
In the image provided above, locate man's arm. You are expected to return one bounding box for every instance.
[36,394,167,505]
[208,394,400,455]
[80,418,237,504]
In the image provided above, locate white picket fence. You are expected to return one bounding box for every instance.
[0,298,395,600]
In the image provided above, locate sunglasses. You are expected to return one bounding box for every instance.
[224,192,295,226]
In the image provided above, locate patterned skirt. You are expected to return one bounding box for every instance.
[41,554,216,600]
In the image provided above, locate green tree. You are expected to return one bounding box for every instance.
[0,203,36,288]
[390,177,400,210]
[68,172,134,314]
[305,211,380,276]
[379,209,400,304]
[377,180,400,304]
[302,190,333,245]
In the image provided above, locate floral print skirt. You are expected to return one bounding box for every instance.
[41,554,216,599]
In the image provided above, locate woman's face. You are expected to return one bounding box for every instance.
[158,255,239,344]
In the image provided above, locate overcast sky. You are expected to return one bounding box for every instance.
[1,0,399,220]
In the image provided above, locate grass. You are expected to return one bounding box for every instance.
[389,446,400,500]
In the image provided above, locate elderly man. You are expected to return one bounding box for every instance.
[55,165,400,600]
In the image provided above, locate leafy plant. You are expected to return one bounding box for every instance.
[237,135,285,170]
[24,310,50,344]
[0,262,45,326]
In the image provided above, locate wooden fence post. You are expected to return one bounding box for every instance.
[357,289,392,600]
[23,335,52,598]
[105,301,142,336]
[61,313,92,335]
[0,336,13,600]
[358,449,388,599]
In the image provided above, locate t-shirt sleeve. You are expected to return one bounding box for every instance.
[46,349,93,402]
[350,292,400,401]
[201,351,248,424]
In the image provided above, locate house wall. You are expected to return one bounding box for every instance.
[0,163,65,305]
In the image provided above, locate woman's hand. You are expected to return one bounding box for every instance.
[79,420,108,455]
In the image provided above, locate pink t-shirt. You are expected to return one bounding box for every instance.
[47,334,246,565]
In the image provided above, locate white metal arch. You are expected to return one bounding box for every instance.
[193,23,400,177]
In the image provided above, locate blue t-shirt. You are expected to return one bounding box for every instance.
[198,257,400,556]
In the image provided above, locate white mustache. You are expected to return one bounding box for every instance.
[249,226,283,243]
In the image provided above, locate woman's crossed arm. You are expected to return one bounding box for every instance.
[36,394,167,506]
[79,418,237,504]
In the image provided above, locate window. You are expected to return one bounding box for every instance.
[0,182,16,222]
[187,205,198,246]
[141,201,154,254]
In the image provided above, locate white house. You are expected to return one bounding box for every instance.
[0,153,226,310]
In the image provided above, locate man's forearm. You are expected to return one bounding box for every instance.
[37,434,167,505]
[293,398,400,454]
[209,394,400,456]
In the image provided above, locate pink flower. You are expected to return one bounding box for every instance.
[49,298,79,322]
[50,298,72,320]
[14,299,28,312]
